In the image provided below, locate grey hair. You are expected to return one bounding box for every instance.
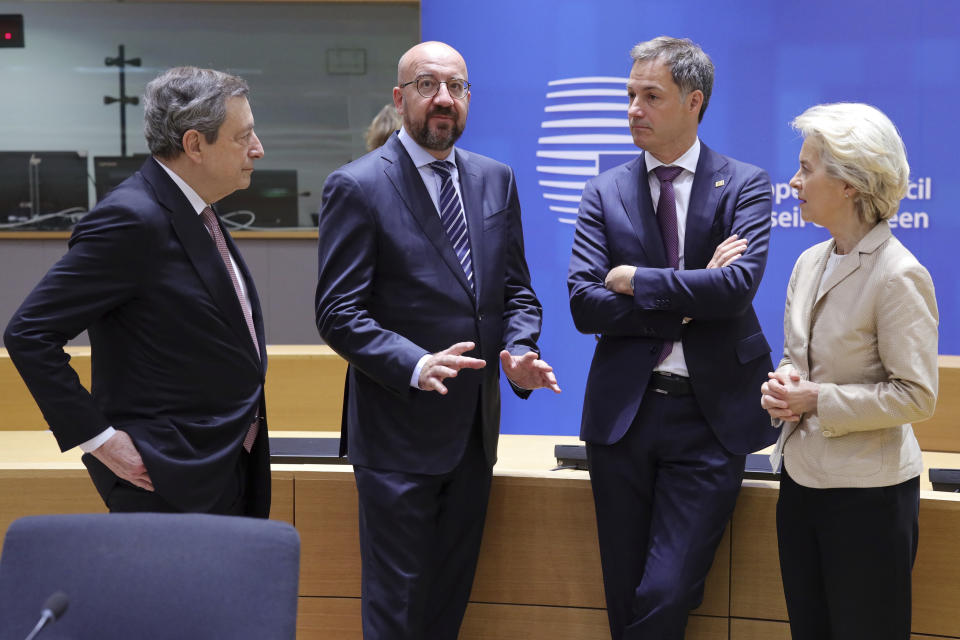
[630,36,714,123]
[791,103,909,224]
[143,66,249,159]
[365,103,402,152]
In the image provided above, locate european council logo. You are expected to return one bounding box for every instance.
[537,77,641,225]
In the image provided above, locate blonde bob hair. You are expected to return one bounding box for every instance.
[791,103,909,224]
[365,104,402,152]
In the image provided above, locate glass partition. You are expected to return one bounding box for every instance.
[0,1,419,228]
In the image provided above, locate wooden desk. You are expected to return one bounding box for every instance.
[4,432,960,639]
[4,348,958,453]
[0,345,346,431]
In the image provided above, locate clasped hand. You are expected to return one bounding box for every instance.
[760,368,819,423]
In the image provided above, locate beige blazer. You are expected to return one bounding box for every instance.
[769,221,939,488]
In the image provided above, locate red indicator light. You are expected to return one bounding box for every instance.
[3,33,11,40]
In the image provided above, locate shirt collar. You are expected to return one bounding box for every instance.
[153,157,208,215]
[398,126,458,169]
[644,137,701,176]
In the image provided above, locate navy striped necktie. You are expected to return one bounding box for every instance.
[429,160,474,291]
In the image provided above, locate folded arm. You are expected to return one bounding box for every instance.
[630,168,773,320]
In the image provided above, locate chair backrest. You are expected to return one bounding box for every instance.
[0,513,300,640]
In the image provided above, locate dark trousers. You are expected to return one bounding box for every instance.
[106,449,250,516]
[587,387,745,640]
[777,467,919,640]
[353,426,492,640]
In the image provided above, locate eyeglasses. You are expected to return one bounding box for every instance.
[399,75,471,100]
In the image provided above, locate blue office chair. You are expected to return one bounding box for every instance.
[0,513,300,639]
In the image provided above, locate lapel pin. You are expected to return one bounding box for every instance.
[714,180,725,188]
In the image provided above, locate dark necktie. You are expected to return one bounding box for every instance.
[428,161,474,290]
[653,165,683,364]
[201,206,260,452]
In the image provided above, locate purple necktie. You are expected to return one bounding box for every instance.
[429,161,474,290]
[653,165,683,364]
[201,206,261,452]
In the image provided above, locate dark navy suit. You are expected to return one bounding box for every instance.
[3,158,270,517]
[315,133,542,639]
[568,144,777,639]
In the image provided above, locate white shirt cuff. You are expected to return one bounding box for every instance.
[411,354,431,388]
[78,427,117,453]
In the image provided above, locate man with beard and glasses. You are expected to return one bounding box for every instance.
[315,41,560,640]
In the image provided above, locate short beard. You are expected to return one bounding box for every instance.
[409,110,464,151]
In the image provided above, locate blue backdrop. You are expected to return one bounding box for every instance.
[422,0,958,436]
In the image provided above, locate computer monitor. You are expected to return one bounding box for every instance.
[94,154,150,202]
[216,169,299,228]
[0,151,89,225]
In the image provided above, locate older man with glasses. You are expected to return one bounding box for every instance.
[315,41,560,640]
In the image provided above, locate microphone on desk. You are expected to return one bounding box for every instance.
[23,591,69,640]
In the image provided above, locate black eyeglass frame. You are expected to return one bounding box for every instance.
[399,75,472,99]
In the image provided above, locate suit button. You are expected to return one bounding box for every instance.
[478,314,484,321]
[649,346,658,353]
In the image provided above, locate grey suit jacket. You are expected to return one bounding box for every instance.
[770,221,938,488]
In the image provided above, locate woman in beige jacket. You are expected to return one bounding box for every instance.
[761,102,938,640]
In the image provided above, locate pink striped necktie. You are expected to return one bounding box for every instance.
[201,206,260,452]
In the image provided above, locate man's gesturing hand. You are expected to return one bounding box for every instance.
[418,341,486,395]
[91,430,154,491]
[500,350,561,393]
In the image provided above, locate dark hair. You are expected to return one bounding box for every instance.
[630,36,714,122]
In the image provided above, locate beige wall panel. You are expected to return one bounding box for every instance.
[913,497,960,637]
[685,614,729,640]
[0,470,104,555]
[296,596,361,640]
[295,471,362,597]
[264,346,346,429]
[729,486,787,621]
[694,525,731,617]
[271,471,295,524]
[460,602,609,640]
[730,618,790,640]
[0,346,347,431]
[913,356,960,452]
[471,476,605,608]
[5,353,957,443]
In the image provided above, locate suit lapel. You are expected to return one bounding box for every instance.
[800,242,832,373]
[685,145,730,269]
[813,249,860,308]
[221,221,267,371]
[813,222,892,310]
[382,137,475,300]
[616,154,666,267]
[140,159,261,369]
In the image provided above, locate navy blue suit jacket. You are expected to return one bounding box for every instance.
[3,159,270,515]
[315,134,542,474]
[568,144,777,455]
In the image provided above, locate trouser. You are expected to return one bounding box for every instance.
[777,466,919,640]
[587,386,745,640]
[353,424,492,640]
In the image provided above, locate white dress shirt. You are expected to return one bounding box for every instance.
[645,138,700,377]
